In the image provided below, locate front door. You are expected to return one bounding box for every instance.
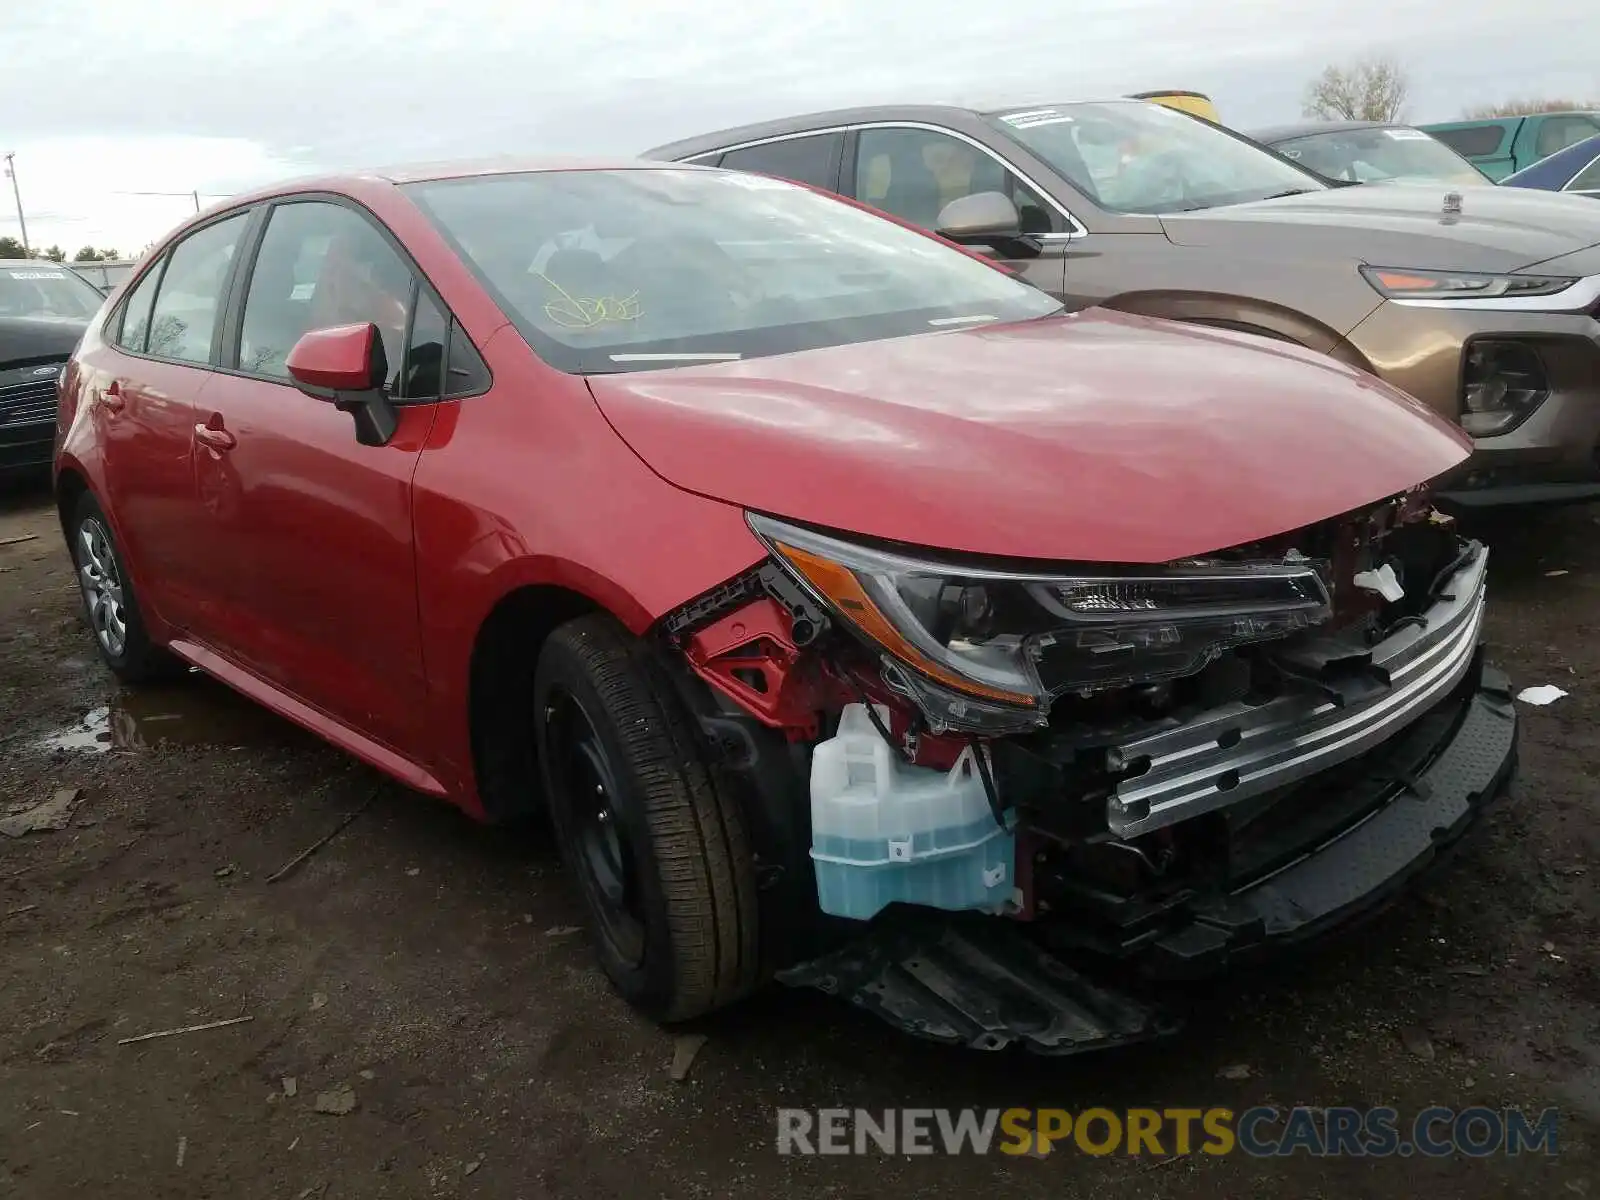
[846,126,1069,298]
[191,198,442,755]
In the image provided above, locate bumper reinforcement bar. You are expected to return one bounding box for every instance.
[1106,543,1490,838]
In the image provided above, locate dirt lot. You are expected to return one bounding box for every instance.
[1,479,1596,1199]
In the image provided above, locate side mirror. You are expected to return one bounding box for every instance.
[935,191,1033,254]
[285,323,398,448]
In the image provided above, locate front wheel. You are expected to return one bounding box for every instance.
[533,615,760,1021]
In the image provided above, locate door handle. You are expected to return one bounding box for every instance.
[103,382,126,413]
[194,422,237,452]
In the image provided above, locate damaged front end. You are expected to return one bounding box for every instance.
[659,495,1517,1054]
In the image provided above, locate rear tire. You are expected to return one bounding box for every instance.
[533,614,761,1021]
[68,492,184,685]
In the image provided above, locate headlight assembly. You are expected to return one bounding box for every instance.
[747,513,1333,733]
[1360,266,1577,301]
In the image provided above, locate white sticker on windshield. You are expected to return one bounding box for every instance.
[289,282,316,300]
[1000,108,1074,128]
[8,270,68,280]
[1000,108,1058,123]
[717,172,794,190]
[1384,128,1431,140]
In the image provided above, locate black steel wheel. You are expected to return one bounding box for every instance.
[543,686,648,968]
[533,614,760,1021]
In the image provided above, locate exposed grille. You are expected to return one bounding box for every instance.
[0,361,63,429]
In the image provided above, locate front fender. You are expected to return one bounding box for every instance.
[1097,289,1363,356]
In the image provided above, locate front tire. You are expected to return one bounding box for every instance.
[533,614,760,1021]
[68,492,182,684]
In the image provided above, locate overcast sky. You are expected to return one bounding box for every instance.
[3,0,1596,253]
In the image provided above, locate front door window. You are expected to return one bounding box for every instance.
[852,128,1058,234]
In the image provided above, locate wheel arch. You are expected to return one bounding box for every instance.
[53,460,93,542]
[466,581,605,821]
[1097,290,1377,372]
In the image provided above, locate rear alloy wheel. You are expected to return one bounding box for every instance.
[534,614,760,1021]
[69,492,182,684]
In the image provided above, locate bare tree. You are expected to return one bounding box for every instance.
[1462,97,1598,118]
[1303,57,1410,122]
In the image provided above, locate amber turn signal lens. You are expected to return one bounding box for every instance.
[772,541,1037,707]
[1369,270,1447,293]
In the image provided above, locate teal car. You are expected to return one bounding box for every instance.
[1421,111,1600,180]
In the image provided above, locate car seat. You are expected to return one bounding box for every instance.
[881,149,947,228]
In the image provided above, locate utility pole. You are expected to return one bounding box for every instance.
[3,152,30,257]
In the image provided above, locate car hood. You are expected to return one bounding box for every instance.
[0,315,88,366]
[1162,183,1600,273]
[585,312,1471,565]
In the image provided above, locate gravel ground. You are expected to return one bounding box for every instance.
[1,480,1596,1199]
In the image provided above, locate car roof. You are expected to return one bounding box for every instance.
[222,156,707,207]
[1249,121,1405,143]
[644,104,987,161]
[642,99,1142,161]
[1427,110,1600,127]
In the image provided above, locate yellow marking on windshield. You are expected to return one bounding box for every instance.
[536,269,641,329]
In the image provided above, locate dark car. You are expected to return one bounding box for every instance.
[69,259,141,295]
[1249,121,1489,187]
[1502,133,1600,198]
[55,158,1513,1053]
[1,261,103,480]
[647,100,1600,507]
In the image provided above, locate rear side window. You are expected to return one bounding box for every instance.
[1536,115,1600,160]
[145,214,249,364]
[1431,124,1505,158]
[114,261,165,353]
[717,133,843,189]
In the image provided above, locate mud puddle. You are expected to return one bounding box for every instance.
[39,676,290,754]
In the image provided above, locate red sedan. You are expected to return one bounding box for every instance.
[55,159,1514,1052]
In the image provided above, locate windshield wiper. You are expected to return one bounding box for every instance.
[607,352,743,363]
[1259,188,1319,200]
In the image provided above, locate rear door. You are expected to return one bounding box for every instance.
[86,211,251,631]
[189,195,453,755]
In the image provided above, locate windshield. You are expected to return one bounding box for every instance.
[1274,128,1486,186]
[989,101,1325,214]
[405,168,1061,373]
[0,265,103,321]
